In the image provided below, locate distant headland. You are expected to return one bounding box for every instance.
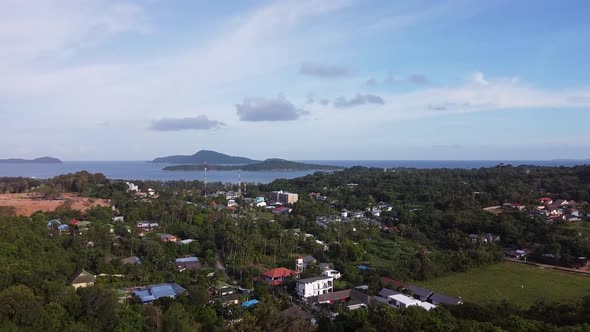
[162,158,343,172]
[150,150,260,165]
[0,156,62,164]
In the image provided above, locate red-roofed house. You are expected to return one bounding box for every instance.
[539,197,553,205]
[70,219,80,226]
[263,267,299,286]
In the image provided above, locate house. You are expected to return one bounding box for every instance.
[76,221,92,235]
[219,293,243,306]
[317,289,369,310]
[157,233,178,243]
[255,197,266,207]
[315,240,329,251]
[227,199,238,207]
[272,207,292,214]
[212,281,239,297]
[121,256,142,265]
[132,283,187,303]
[175,257,201,272]
[504,248,528,259]
[386,293,421,309]
[302,255,317,268]
[378,288,401,298]
[112,216,124,222]
[428,293,463,305]
[405,285,434,301]
[136,222,159,231]
[296,276,334,298]
[263,267,299,286]
[321,269,342,279]
[178,239,195,245]
[68,269,96,289]
[57,224,70,235]
[539,197,553,205]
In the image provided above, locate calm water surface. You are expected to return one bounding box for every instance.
[0,160,588,183]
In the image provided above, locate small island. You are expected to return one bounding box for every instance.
[0,156,62,164]
[151,150,260,165]
[163,158,342,172]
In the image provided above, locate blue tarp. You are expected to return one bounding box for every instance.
[242,299,260,307]
[357,265,370,271]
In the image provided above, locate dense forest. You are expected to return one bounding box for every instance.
[0,166,589,330]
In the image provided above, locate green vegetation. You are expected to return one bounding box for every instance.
[416,262,590,307]
[163,158,342,171]
[1,166,590,330]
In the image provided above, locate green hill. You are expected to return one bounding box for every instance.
[162,158,342,171]
[150,150,260,165]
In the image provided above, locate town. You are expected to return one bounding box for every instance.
[1,165,590,331]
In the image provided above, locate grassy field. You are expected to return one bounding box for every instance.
[414,262,590,308]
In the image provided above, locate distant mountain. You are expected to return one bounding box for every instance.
[163,158,342,172]
[151,150,260,165]
[0,156,62,164]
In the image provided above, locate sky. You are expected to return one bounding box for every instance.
[1,0,590,161]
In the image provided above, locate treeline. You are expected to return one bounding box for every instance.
[322,299,590,332]
[261,165,590,210]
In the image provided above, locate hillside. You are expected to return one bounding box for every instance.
[150,150,260,165]
[162,158,342,171]
[0,156,62,164]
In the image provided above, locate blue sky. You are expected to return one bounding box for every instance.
[1,0,589,160]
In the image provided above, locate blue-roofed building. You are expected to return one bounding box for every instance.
[242,299,260,308]
[133,283,187,303]
[57,224,70,234]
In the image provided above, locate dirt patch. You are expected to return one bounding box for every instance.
[0,193,110,216]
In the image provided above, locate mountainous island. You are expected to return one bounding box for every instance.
[163,158,342,172]
[151,150,260,165]
[0,156,62,164]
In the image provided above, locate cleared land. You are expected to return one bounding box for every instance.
[415,261,590,308]
[0,193,109,216]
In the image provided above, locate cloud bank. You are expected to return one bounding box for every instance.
[150,116,226,131]
[236,96,308,121]
[333,93,385,108]
[299,63,350,78]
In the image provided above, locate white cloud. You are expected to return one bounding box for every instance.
[369,72,590,119]
[0,0,151,66]
[471,72,489,86]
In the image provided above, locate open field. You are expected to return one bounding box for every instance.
[0,193,109,216]
[414,261,590,308]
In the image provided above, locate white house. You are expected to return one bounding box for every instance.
[387,293,421,309]
[321,269,342,279]
[296,276,334,298]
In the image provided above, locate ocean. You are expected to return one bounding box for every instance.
[0,160,588,184]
